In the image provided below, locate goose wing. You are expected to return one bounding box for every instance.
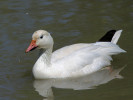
[52,43,91,62]
[53,42,126,76]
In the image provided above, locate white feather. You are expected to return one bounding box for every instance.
[111,30,122,44]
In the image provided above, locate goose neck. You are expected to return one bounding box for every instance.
[41,47,53,66]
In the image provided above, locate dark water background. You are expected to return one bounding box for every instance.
[0,0,133,100]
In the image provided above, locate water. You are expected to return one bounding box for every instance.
[0,0,133,100]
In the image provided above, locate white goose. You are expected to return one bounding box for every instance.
[26,30,126,79]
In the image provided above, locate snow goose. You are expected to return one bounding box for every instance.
[26,30,126,79]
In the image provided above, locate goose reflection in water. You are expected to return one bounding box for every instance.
[33,66,124,100]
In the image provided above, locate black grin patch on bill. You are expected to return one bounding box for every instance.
[30,46,38,51]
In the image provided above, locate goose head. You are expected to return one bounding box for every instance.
[26,30,54,53]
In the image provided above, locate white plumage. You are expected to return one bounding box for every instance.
[111,30,122,44]
[26,30,126,79]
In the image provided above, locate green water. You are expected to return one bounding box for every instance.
[0,0,133,100]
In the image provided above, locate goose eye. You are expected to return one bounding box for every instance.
[40,35,43,39]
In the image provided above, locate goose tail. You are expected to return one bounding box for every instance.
[98,30,122,44]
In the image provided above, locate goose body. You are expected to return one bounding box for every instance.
[26,30,126,79]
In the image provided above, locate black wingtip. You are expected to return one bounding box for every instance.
[98,30,116,42]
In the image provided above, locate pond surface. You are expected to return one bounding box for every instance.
[0,0,133,100]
